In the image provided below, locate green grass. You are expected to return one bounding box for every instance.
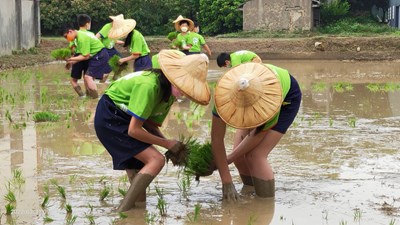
[33,111,60,122]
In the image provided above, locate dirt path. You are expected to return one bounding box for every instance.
[1,36,400,72]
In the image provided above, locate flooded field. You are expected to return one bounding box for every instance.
[0,60,399,225]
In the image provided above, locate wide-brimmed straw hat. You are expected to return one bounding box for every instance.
[214,63,283,129]
[108,14,136,39]
[173,15,194,31]
[158,49,210,105]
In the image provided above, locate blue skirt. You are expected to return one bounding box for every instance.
[134,55,152,72]
[94,94,149,170]
[87,48,112,79]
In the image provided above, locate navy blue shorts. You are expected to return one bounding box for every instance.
[106,47,121,58]
[134,55,152,72]
[187,52,200,55]
[271,75,302,134]
[70,54,89,79]
[87,48,112,79]
[94,94,149,170]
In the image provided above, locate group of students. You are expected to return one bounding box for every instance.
[62,13,302,212]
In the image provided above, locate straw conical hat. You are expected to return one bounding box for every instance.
[158,49,210,105]
[108,15,136,39]
[215,63,283,129]
[173,15,194,31]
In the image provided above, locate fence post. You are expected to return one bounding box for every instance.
[15,0,22,50]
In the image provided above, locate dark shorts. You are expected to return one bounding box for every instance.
[181,50,189,55]
[94,94,149,170]
[271,75,302,134]
[106,47,121,58]
[87,48,112,79]
[187,52,200,55]
[70,54,89,79]
[134,55,152,72]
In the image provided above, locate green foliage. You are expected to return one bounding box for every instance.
[317,17,395,35]
[51,48,72,60]
[320,0,350,25]
[33,112,60,122]
[199,0,245,35]
[108,55,128,80]
[182,137,213,177]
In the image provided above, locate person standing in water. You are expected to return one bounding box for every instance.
[94,50,210,212]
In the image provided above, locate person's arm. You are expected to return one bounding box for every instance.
[227,129,266,164]
[116,40,125,45]
[95,33,102,39]
[67,53,90,63]
[128,116,175,149]
[143,121,165,138]
[203,44,212,57]
[119,53,140,64]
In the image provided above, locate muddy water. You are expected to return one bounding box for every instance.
[0,60,399,225]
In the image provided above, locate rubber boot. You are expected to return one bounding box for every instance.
[86,89,99,99]
[73,86,85,97]
[253,178,275,198]
[240,174,254,186]
[128,170,146,203]
[117,173,154,212]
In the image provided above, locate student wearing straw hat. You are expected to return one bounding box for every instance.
[94,50,210,212]
[173,15,194,54]
[208,62,301,201]
[108,16,151,71]
[96,14,126,58]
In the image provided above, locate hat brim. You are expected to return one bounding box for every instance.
[108,19,136,39]
[158,50,210,105]
[215,63,283,129]
[174,18,194,32]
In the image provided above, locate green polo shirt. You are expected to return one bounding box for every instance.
[176,32,189,50]
[98,23,115,49]
[105,71,174,126]
[212,64,291,130]
[75,30,105,57]
[230,50,258,67]
[187,32,206,53]
[129,30,150,56]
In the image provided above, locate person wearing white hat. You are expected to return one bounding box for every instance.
[108,16,152,71]
[204,63,302,201]
[94,50,210,212]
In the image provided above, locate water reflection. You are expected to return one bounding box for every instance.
[0,60,400,224]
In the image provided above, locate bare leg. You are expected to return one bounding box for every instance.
[233,129,254,186]
[84,75,98,98]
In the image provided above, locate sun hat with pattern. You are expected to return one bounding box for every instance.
[173,15,194,31]
[214,63,283,129]
[108,14,136,39]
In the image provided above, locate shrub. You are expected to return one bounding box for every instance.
[320,0,350,25]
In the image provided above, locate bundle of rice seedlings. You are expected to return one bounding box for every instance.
[182,136,213,180]
[167,31,178,41]
[51,48,72,60]
[33,111,60,122]
[108,55,128,80]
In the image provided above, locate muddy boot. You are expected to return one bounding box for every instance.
[240,174,254,186]
[86,89,99,99]
[117,173,154,212]
[253,178,275,198]
[73,86,85,97]
[128,170,146,203]
[100,74,109,83]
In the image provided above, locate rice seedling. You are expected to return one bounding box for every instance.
[348,117,356,128]
[155,186,167,217]
[43,215,54,223]
[108,55,128,80]
[65,203,73,213]
[5,110,13,123]
[366,83,380,93]
[40,86,48,104]
[12,168,25,185]
[99,176,107,184]
[339,220,348,225]
[145,212,157,224]
[41,195,49,208]
[87,203,94,213]
[51,48,72,60]
[5,203,15,215]
[389,218,396,225]
[57,185,66,199]
[69,174,77,184]
[99,186,110,201]
[182,137,213,181]
[247,214,257,225]
[118,188,127,197]
[66,215,77,225]
[4,190,16,203]
[334,82,353,93]
[329,117,334,127]
[32,111,60,122]
[177,174,191,199]
[187,203,201,222]
[353,208,362,222]
[311,82,328,92]
[86,214,95,224]
[119,212,128,219]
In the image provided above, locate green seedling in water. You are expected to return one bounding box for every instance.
[69,174,77,184]
[99,186,110,201]
[247,214,257,225]
[5,203,15,215]
[329,117,334,127]
[86,214,95,224]
[311,82,327,92]
[40,86,48,104]
[43,215,54,223]
[353,208,362,222]
[389,218,396,225]
[334,82,353,93]
[57,185,66,199]
[348,117,356,128]
[66,215,77,225]
[178,175,191,199]
[145,212,157,224]
[108,55,128,80]
[51,48,72,60]
[41,195,49,208]
[119,212,128,219]
[339,220,348,225]
[33,111,60,122]
[366,83,381,93]
[65,203,73,213]
[118,188,127,197]
[13,168,25,184]
[4,190,16,203]
[155,186,167,216]
[188,203,201,222]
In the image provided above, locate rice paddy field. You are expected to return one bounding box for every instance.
[0,60,399,225]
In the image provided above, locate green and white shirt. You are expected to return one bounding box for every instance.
[230,50,259,67]
[75,30,105,57]
[187,32,206,53]
[129,30,150,56]
[98,23,115,49]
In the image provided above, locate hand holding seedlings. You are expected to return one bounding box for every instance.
[165,141,187,166]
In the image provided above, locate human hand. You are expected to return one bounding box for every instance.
[165,141,187,166]
[222,183,240,202]
[65,63,72,70]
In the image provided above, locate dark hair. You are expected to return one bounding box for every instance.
[193,21,199,27]
[179,20,189,26]
[61,24,74,36]
[143,69,172,102]
[77,14,91,27]
[216,53,230,67]
[123,30,134,47]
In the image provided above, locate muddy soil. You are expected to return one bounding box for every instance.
[1,36,400,72]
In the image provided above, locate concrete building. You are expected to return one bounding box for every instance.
[0,0,40,56]
[243,0,320,32]
[388,0,400,28]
